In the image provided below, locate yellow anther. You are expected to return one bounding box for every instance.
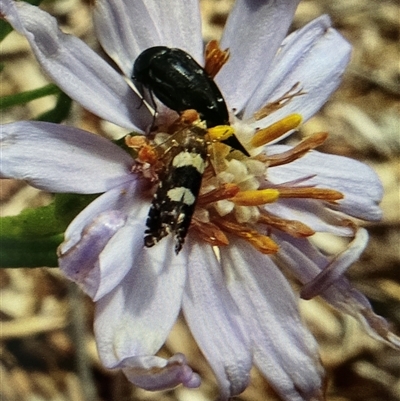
[208,125,235,142]
[230,189,280,206]
[250,114,302,148]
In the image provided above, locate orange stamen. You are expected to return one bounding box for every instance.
[125,134,147,149]
[265,132,329,167]
[253,83,305,120]
[126,135,159,165]
[191,219,230,246]
[277,187,344,201]
[258,213,315,238]
[198,183,240,205]
[167,109,201,134]
[215,218,279,254]
[204,40,230,78]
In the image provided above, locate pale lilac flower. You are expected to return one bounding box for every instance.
[1,0,399,400]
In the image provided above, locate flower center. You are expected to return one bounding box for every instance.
[126,37,345,254]
[126,110,344,254]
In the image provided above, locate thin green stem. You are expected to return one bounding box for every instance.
[0,83,61,110]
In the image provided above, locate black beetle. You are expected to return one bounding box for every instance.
[133,46,228,127]
[133,46,248,155]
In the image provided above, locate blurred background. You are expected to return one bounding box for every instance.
[1,0,399,400]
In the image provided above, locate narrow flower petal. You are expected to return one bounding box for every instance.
[277,234,400,348]
[58,210,127,296]
[59,183,150,300]
[92,219,149,301]
[245,16,351,128]
[94,237,187,367]
[267,145,383,221]
[0,0,151,130]
[182,240,252,399]
[93,0,203,77]
[0,121,134,193]
[300,228,369,300]
[61,182,139,254]
[221,240,324,401]
[118,353,201,390]
[218,0,301,112]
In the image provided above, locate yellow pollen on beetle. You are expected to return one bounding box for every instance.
[230,189,280,206]
[250,114,302,148]
[207,125,235,142]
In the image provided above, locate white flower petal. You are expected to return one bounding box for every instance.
[1,0,150,130]
[218,0,301,113]
[245,16,351,128]
[182,240,252,399]
[0,121,134,193]
[59,182,146,299]
[267,145,383,221]
[277,233,400,348]
[61,182,139,253]
[94,236,187,367]
[221,240,324,401]
[118,353,201,390]
[58,210,127,298]
[94,200,150,301]
[93,0,203,77]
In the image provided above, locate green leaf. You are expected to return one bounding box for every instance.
[0,84,61,110]
[0,82,72,123]
[0,20,13,43]
[0,193,99,268]
[1,202,63,239]
[36,91,72,123]
[0,235,63,268]
[25,0,42,5]
[53,193,99,227]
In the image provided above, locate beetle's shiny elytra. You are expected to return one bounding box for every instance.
[133,46,229,128]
